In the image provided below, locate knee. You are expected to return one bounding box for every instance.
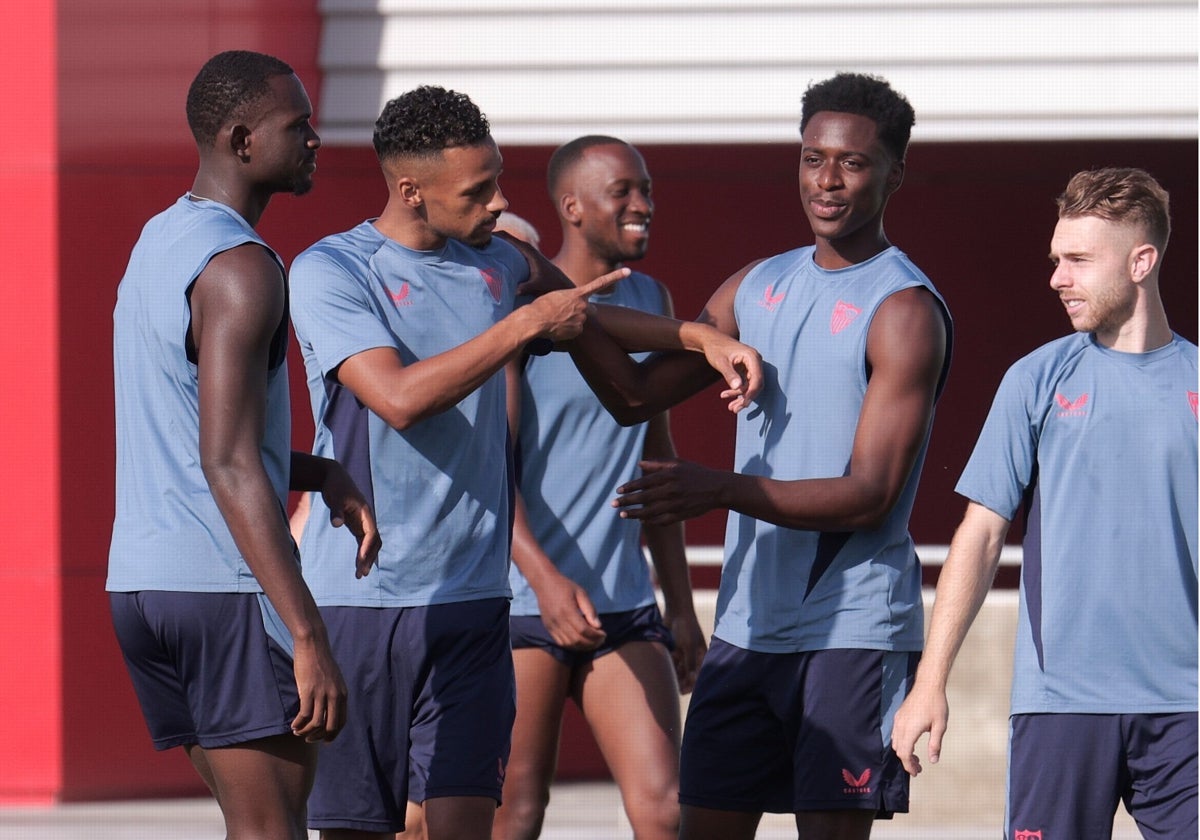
[623,787,680,839]
[494,787,550,840]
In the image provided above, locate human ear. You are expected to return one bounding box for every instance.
[229,124,251,162]
[560,192,582,225]
[1129,242,1159,284]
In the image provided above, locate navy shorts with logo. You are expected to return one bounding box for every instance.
[307,597,516,834]
[679,639,917,816]
[1007,712,1198,840]
[510,603,674,667]
[109,591,299,751]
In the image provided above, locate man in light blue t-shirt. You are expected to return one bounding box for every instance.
[287,88,755,840]
[893,168,1198,840]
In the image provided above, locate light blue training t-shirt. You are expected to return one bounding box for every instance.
[716,245,952,653]
[108,195,292,593]
[958,331,1198,714]
[510,271,666,616]
[289,222,529,607]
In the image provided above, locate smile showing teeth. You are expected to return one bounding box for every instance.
[621,222,648,233]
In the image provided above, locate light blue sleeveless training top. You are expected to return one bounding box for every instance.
[716,245,951,653]
[108,195,291,592]
[510,271,666,615]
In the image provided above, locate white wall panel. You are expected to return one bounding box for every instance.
[317,0,1197,145]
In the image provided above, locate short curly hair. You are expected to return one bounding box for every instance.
[186,50,294,148]
[800,73,916,161]
[1057,167,1171,250]
[373,86,492,163]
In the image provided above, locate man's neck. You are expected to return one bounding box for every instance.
[553,237,620,288]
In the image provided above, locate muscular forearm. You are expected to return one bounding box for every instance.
[717,470,906,533]
[203,457,325,644]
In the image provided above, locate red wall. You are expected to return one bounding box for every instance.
[3,0,1194,802]
[0,0,326,803]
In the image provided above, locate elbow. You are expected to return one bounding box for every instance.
[842,487,902,532]
[610,404,655,427]
[372,397,426,432]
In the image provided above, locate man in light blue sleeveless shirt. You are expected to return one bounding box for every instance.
[894,169,1197,840]
[107,51,378,840]
[567,74,952,839]
[499,137,707,840]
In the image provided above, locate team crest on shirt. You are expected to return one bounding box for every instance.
[388,282,412,306]
[1014,830,1043,840]
[841,767,872,794]
[758,284,785,312]
[480,267,503,303]
[1054,392,1088,417]
[830,300,862,334]
[1188,390,1198,419]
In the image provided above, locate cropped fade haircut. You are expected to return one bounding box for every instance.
[1056,167,1171,251]
[800,73,916,162]
[186,50,294,148]
[373,86,491,163]
[546,135,630,199]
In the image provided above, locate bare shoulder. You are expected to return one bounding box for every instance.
[698,258,769,337]
[191,243,285,345]
[868,286,948,378]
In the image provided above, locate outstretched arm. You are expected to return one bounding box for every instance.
[337,269,626,431]
[891,501,1010,775]
[192,243,345,743]
[568,262,763,425]
[615,286,948,530]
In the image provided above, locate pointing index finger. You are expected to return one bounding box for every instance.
[577,267,630,297]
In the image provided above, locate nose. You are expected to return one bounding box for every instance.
[488,185,509,215]
[1049,262,1069,290]
[817,161,842,190]
[307,125,321,149]
[630,188,653,216]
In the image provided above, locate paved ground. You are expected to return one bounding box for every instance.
[0,781,1144,839]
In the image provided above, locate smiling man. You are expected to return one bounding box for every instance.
[892,167,1198,840]
[564,73,953,840]
[497,137,707,840]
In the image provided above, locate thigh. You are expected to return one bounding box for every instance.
[1007,713,1122,840]
[678,639,792,813]
[193,733,317,840]
[576,640,681,802]
[410,598,516,804]
[790,649,915,818]
[308,606,412,835]
[507,646,571,788]
[1123,712,1198,840]
[110,591,298,751]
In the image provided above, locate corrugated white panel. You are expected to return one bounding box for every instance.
[317,0,1197,145]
